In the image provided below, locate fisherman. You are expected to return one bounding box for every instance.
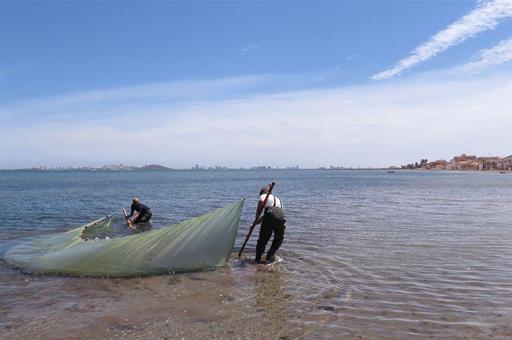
[127,197,152,227]
[255,186,286,264]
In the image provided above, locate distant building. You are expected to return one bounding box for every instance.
[452,154,477,162]
[101,163,137,171]
[425,160,447,170]
[481,156,512,171]
[422,154,511,172]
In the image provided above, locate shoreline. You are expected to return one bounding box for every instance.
[1,168,510,173]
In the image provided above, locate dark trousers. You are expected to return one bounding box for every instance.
[135,210,152,224]
[255,218,285,262]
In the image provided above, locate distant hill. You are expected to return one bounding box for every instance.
[137,164,173,171]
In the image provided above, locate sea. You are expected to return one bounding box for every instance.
[0,169,511,339]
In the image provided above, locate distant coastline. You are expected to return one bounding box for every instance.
[399,153,512,172]
[2,153,511,172]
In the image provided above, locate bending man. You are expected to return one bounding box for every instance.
[255,186,286,264]
[128,197,152,227]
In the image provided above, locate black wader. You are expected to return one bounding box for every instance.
[134,209,152,224]
[255,201,286,263]
[131,203,152,225]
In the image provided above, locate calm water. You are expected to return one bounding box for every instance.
[1,170,511,339]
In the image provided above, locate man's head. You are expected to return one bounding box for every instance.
[260,186,270,195]
[132,197,139,204]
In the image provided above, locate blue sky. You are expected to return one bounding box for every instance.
[1,1,511,168]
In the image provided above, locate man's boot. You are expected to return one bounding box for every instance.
[255,251,263,264]
[265,250,276,264]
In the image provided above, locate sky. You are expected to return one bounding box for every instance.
[0,0,511,169]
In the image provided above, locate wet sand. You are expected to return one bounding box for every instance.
[2,251,512,339]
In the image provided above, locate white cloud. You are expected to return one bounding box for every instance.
[0,75,279,128]
[372,0,512,80]
[456,38,512,73]
[1,71,510,169]
[239,44,258,53]
[335,54,358,69]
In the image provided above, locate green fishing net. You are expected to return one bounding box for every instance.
[80,215,115,239]
[4,200,244,277]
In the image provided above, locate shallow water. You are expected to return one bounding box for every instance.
[1,170,511,339]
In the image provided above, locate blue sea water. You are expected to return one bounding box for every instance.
[1,169,511,338]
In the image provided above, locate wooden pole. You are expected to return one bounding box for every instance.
[238,182,275,258]
[122,208,133,229]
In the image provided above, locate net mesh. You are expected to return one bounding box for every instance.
[80,216,114,239]
[4,200,244,277]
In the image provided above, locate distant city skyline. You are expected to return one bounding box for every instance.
[6,152,512,172]
[1,1,511,169]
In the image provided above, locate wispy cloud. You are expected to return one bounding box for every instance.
[239,44,258,53]
[1,71,510,169]
[335,54,359,69]
[372,0,512,80]
[456,38,512,73]
[1,75,274,121]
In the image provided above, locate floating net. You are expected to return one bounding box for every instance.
[4,200,244,277]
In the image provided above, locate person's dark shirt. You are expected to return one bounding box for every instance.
[129,202,150,217]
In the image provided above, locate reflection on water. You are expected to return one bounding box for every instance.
[1,170,512,338]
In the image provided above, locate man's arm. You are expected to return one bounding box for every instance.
[129,211,139,223]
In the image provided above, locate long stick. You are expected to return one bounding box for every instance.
[122,208,133,229]
[238,182,275,258]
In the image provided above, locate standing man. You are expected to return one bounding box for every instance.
[255,186,286,264]
[127,197,152,228]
